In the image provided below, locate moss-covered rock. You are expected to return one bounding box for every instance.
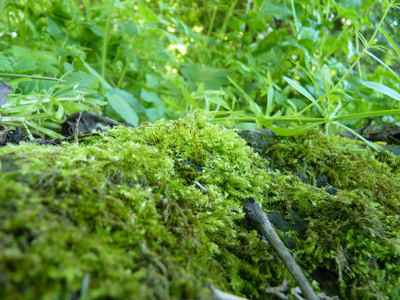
[1,117,399,299]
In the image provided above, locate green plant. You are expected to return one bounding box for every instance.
[0,0,399,142]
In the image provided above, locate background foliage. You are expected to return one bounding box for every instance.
[0,0,399,139]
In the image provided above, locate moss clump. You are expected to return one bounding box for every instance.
[0,118,283,300]
[265,129,400,298]
[0,118,400,299]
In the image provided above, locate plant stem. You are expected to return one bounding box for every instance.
[117,47,136,88]
[211,108,400,124]
[101,0,115,84]
[333,1,394,91]
[0,73,64,81]
[205,5,217,47]
[325,0,331,20]
[220,0,238,39]
[290,0,299,37]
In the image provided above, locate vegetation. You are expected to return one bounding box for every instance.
[1,1,400,299]
[0,0,399,141]
[1,117,400,299]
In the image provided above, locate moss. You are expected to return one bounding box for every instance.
[0,118,400,299]
[265,129,400,298]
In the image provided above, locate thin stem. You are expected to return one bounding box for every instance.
[356,33,362,79]
[101,0,115,83]
[117,47,136,88]
[211,108,400,124]
[0,73,64,81]
[333,1,393,91]
[205,5,217,47]
[325,0,331,20]
[290,0,299,37]
[220,0,238,38]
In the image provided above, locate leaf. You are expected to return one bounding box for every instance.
[182,64,229,90]
[332,121,379,151]
[163,97,185,113]
[145,107,164,122]
[160,30,184,45]
[293,61,321,98]
[362,81,400,102]
[80,58,111,90]
[364,50,400,81]
[64,71,97,91]
[106,89,141,126]
[266,71,273,116]
[270,122,324,136]
[25,120,64,138]
[0,54,12,71]
[137,4,159,22]
[283,76,323,114]
[340,0,362,10]
[0,79,12,108]
[204,93,230,110]
[181,87,196,105]
[331,101,342,118]
[262,1,292,20]
[12,58,37,72]
[228,77,262,117]
[380,27,400,59]
[320,64,331,103]
[140,88,165,122]
[287,99,298,114]
[141,88,165,108]
[256,117,272,128]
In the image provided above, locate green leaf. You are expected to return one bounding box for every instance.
[380,27,400,58]
[140,88,165,122]
[364,50,400,81]
[106,89,141,126]
[80,58,112,90]
[362,81,400,102]
[332,121,380,151]
[160,29,184,45]
[181,87,196,105]
[340,0,362,10]
[137,4,159,22]
[0,54,12,71]
[25,120,64,138]
[182,64,229,90]
[262,1,292,20]
[64,71,97,91]
[145,107,164,122]
[140,88,164,107]
[270,122,324,136]
[321,64,331,104]
[287,99,297,114]
[293,61,321,98]
[256,117,272,128]
[283,76,323,114]
[228,77,262,117]
[163,97,185,113]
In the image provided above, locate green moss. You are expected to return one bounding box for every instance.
[1,119,400,299]
[265,129,400,298]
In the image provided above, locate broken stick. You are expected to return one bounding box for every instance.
[243,197,319,300]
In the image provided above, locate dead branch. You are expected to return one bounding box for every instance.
[243,197,319,300]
